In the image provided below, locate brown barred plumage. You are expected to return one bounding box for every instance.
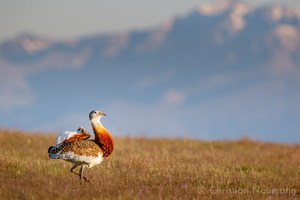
[62,130,91,144]
[49,140,102,157]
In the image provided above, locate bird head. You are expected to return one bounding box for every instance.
[89,110,106,121]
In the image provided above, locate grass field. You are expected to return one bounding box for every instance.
[0,130,299,199]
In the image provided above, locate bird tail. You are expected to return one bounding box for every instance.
[48,146,55,153]
[48,145,62,159]
[48,146,55,155]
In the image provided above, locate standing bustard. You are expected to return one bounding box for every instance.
[48,110,114,182]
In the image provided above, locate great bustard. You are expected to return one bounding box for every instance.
[48,110,114,182]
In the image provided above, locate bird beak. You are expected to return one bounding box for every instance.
[102,112,106,116]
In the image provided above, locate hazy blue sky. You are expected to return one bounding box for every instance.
[0,0,300,143]
[0,0,299,42]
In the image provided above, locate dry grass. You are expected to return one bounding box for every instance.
[0,130,299,199]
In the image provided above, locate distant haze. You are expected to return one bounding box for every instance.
[0,0,299,43]
[0,1,300,143]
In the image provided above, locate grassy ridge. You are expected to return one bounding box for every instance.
[0,130,299,199]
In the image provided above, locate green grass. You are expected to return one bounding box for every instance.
[0,130,299,199]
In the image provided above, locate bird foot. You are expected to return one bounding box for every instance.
[82,177,91,183]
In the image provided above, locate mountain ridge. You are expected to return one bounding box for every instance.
[0,2,299,143]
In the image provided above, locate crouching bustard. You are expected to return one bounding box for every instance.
[48,110,114,182]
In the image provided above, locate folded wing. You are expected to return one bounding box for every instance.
[56,126,91,145]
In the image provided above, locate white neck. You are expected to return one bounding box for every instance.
[90,116,103,127]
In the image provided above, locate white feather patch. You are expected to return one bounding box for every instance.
[60,152,104,168]
[56,130,78,145]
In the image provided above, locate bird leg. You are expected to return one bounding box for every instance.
[70,164,80,177]
[70,164,91,183]
[79,165,91,183]
[70,164,91,182]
